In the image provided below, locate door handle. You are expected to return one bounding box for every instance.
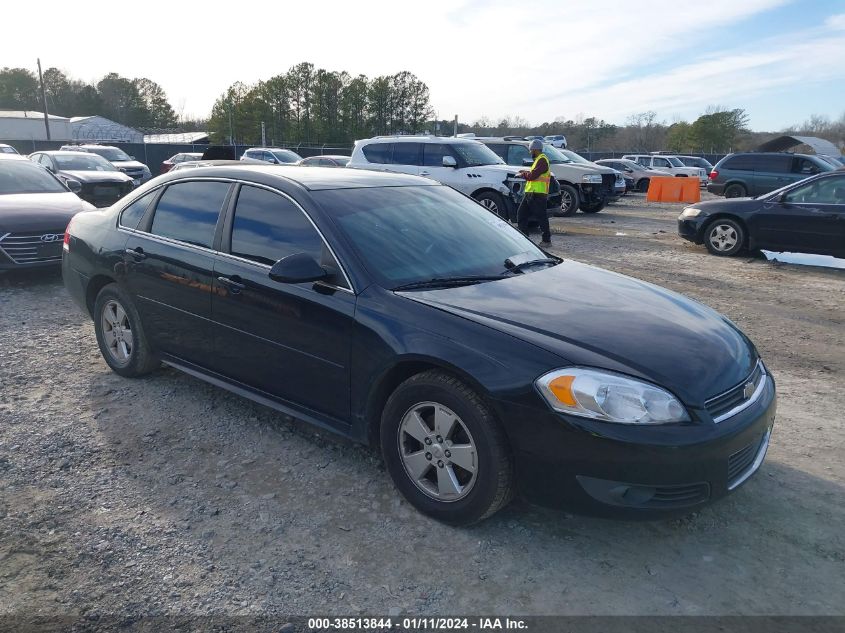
[420,171,431,176]
[124,247,146,260]
[217,275,245,292]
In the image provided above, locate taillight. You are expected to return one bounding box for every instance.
[63,218,73,252]
[709,169,718,180]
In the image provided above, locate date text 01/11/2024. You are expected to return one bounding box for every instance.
[306,617,528,630]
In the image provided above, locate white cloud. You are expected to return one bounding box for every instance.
[826,13,845,30]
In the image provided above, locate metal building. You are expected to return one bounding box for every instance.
[0,110,72,141]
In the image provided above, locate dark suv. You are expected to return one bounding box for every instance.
[708,152,834,198]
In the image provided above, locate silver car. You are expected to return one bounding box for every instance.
[595,158,672,193]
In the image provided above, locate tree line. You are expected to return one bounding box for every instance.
[0,67,179,129]
[208,62,434,146]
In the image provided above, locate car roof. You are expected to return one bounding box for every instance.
[164,164,437,191]
[0,153,27,161]
[34,150,107,157]
[359,136,482,145]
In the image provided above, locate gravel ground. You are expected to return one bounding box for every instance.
[1,192,843,621]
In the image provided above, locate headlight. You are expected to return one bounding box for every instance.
[581,174,602,184]
[680,207,704,218]
[536,368,690,424]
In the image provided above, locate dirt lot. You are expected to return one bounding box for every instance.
[1,192,843,620]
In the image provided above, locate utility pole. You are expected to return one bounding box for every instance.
[228,99,234,146]
[261,121,266,146]
[453,115,458,137]
[37,58,51,141]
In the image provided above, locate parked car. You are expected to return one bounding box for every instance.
[63,164,776,524]
[29,151,134,207]
[595,158,672,193]
[60,144,152,184]
[298,155,350,167]
[674,155,715,172]
[679,171,845,257]
[622,154,706,183]
[349,136,527,220]
[0,154,94,270]
[0,143,19,155]
[241,147,303,165]
[545,135,567,148]
[707,152,835,198]
[170,159,265,172]
[160,152,203,174]
[558,149,627,204]
[478,138,617,215]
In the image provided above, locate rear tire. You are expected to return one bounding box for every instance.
[380,370,514,525]
[638,178,650,193]
[93,283,159,377]
[704,218,745,256]
[555,185,579,217]
[724,183,747,199]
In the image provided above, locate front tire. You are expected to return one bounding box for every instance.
[93,283,159,377]
[704,218,745,256]
[473,191,508,219]
[555,184,580,217]
[638,178,650,193]
[380,370,514,525]
[580,199,606,213]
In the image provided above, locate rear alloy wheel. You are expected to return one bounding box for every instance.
[704,218,745,256]
[380,370,514,525]
[474,191,508,220]
[555,184,580,217]
[724,183,747,199]
[94,283,159,377]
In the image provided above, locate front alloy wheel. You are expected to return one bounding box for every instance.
[704,218,745,256]
[398,402,477,501]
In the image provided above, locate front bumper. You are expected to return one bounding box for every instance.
[678,217,707,243]
[497,374,776,519]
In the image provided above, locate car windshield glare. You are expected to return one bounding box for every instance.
[668,157,684,167]
[561,150,589,164]
[0,161,67,195]
[91,148,131,161]
[54,155,116,171]
[272,150,302,163]
[316,186,545,288]
[451,143,504,167]
[542,145,573,163]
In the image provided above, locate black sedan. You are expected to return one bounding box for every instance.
[679,171,845,257]
[63,165,776,524]
[0,155,94,270]
[30,151,134,208]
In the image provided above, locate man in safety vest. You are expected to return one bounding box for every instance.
[516,139,552,246]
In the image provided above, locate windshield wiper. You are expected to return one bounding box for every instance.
[504,255,560,273]
[392,275,508,291]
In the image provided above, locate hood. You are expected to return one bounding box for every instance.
[692,197,761,213]
[60,170,133,184]
[0,192,92,232]
[549,162,615,177]
[112,159,149,172]
[647,169,673,176]
[481,164,519,175]
[402,261,757,405]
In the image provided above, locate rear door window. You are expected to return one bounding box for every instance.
[362,143,392,164]
[391,143,422,166]
[149,181,230,248]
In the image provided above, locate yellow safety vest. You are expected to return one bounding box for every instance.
[524,152,551,195]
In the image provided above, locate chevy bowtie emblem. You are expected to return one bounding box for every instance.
[743,382,755,400]
[40,234,61,242]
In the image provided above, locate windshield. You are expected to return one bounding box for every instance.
[87,147,132,162]
[0,160,68,195]
[1,146,18,154]
[272,150,302,164]
[668,157,685,167]
[560,149,590,164]
[53,154,117,171]
[316,185,545,288]
[451,143,504,167]
[542,144,573,163]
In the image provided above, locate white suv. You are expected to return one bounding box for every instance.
[349,136,524,219]
[622,154,706,183]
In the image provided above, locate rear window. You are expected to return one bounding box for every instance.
[149,181,230,248]
[119,191,156,230]
[362,143,391,164]
[391,143,421,166]
[721,155,755,171]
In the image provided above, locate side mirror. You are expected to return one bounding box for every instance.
[65,178,82,193]
[522,158,533,167]
[269,253,329,284]
[442,155,457,168]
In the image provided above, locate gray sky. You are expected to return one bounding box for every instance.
[3,0,844,130]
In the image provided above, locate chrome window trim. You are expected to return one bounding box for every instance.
[116,176,356,294]
[728,426,772,491]
[709,361,767,424]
